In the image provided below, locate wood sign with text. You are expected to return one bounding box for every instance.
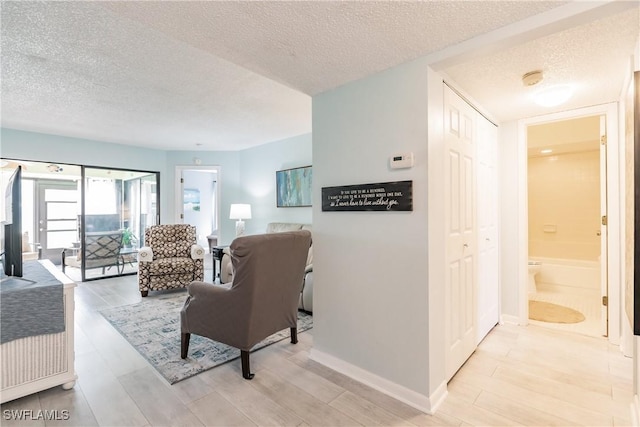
[321,180,413,212]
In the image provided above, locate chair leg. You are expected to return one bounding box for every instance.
[181,333,190,359]
[141,290,148,297]
[290,327,298,344]
[241,350,255,380]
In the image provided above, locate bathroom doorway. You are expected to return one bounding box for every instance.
[519,103,620,342]
[526,115,605,337]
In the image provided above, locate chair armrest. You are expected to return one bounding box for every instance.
[187,281,230,300]
[191,244,205,260]
[138,246,153,262]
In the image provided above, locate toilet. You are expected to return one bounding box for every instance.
[528,261,541,296]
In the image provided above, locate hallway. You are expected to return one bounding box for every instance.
[0,271,633,426]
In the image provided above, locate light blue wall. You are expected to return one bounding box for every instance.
[0,128,170,220]
[165,150,241,245]
[312,57,432,400]
[1,128,312,246]
[239,133,312,234]
[163,134,312,245]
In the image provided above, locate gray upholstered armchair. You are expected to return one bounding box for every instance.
[137,224,205,297]
[220,222,313,312]
[180,230,312,379]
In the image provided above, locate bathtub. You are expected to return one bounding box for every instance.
[530,257,600,291]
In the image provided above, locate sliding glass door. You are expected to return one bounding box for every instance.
[81,167,159,281]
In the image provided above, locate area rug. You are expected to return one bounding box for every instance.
[529,300,585,324]
[99,291,312,384]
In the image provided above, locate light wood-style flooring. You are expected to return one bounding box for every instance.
[1,266,633,426]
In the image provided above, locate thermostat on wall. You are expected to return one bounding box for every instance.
[390,152,414,169]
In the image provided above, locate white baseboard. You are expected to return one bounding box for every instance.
[309,348,446,414]
[500,314,522,325]
[631,395,640,426]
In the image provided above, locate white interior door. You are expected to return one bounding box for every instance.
[444,86,477,380]
[599,115,608,336]
[476,115,500,344]
[175,166,220,250]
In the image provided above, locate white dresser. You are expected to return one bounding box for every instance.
[0,260,77,403]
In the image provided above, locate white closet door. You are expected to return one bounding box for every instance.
[444,86,477,381]
[476,115,500,344]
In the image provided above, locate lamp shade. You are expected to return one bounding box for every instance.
[229,204,252,220]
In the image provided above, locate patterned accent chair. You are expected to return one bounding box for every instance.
[137,224,205,297]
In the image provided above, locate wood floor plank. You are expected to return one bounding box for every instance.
[257,349,345,403]
[199,363,305,426]
[74,351,148,427]
[438,394,524,426]
[118,367,204,427]
[0,393,45,427]
[492,365,629,420]
[169,373,216,406]
[289,352,432,422]
[36,384,98,427]
[187,390,257,427]
[249,368,362,426]
[473,389,576,426]
[455,369,614,426]
[328,390,426,426]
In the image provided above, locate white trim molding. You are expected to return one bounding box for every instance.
[517,102,620,344]
[500,314,524,326]
[309,348,446,415]
[631,395,639,426]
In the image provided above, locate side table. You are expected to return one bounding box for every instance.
[212,246,227,282]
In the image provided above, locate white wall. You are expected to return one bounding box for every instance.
[239,133,312,234]
[499,121,524,321]
[312,57,435,409]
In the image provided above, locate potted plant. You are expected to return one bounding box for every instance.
[122,228,137,248]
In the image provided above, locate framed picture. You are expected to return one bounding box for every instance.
[276,166,312,207]
[183,188,200,211]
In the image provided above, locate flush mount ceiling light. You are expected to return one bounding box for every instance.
[533,85,573,107]
[522,70,543,86]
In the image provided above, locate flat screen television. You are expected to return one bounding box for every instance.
[2,166,22,277]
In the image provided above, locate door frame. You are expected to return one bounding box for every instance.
[174,165,221,245]
[517,102,621,344]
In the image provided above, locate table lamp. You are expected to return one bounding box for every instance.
[230,204,251,237]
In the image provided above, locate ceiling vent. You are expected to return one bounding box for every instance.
[522,70,543,87]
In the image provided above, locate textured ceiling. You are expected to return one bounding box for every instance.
[1,1,638,151]
[443,7,640,123]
